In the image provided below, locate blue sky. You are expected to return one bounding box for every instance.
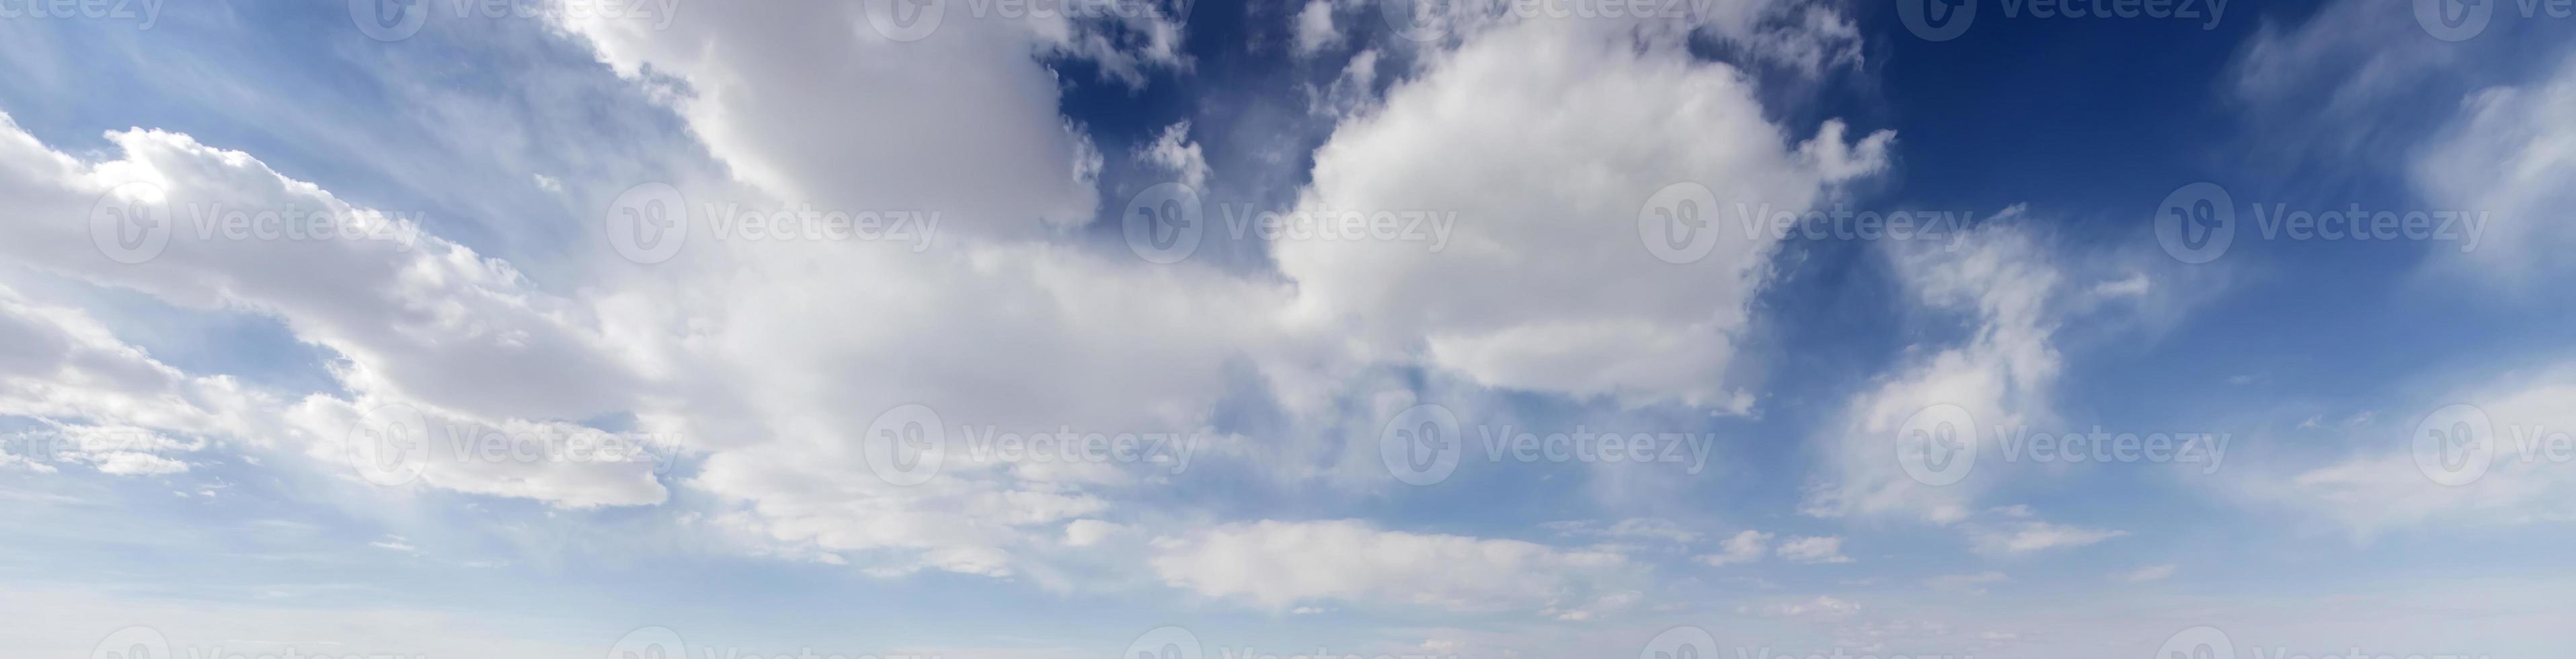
[1,0,2573,658]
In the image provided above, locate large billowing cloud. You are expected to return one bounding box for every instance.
[0,0,1902,613]
[1274,15,1891,408]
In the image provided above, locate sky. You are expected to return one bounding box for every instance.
[0,0,2573,658]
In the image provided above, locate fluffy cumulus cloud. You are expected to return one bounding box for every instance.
[1274,13,1891,408]
[0,0,2227,632]
[552,3,1183,238]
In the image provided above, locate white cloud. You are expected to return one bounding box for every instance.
[1294,0,1341,56]
[2240,366,2576,535]
[553,5,1173,239]
[1274,14,1891,408]
[1148,519,1645,615]
[1776,535,1852,564]
[1749,594,1861,619]
[2114,564,2177,582]
[1141,121,1210,190]
[1696,529,1772,566]
[1805,221,2067,524]
[1967,520,2128,555]
[2411,53,2576,287]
